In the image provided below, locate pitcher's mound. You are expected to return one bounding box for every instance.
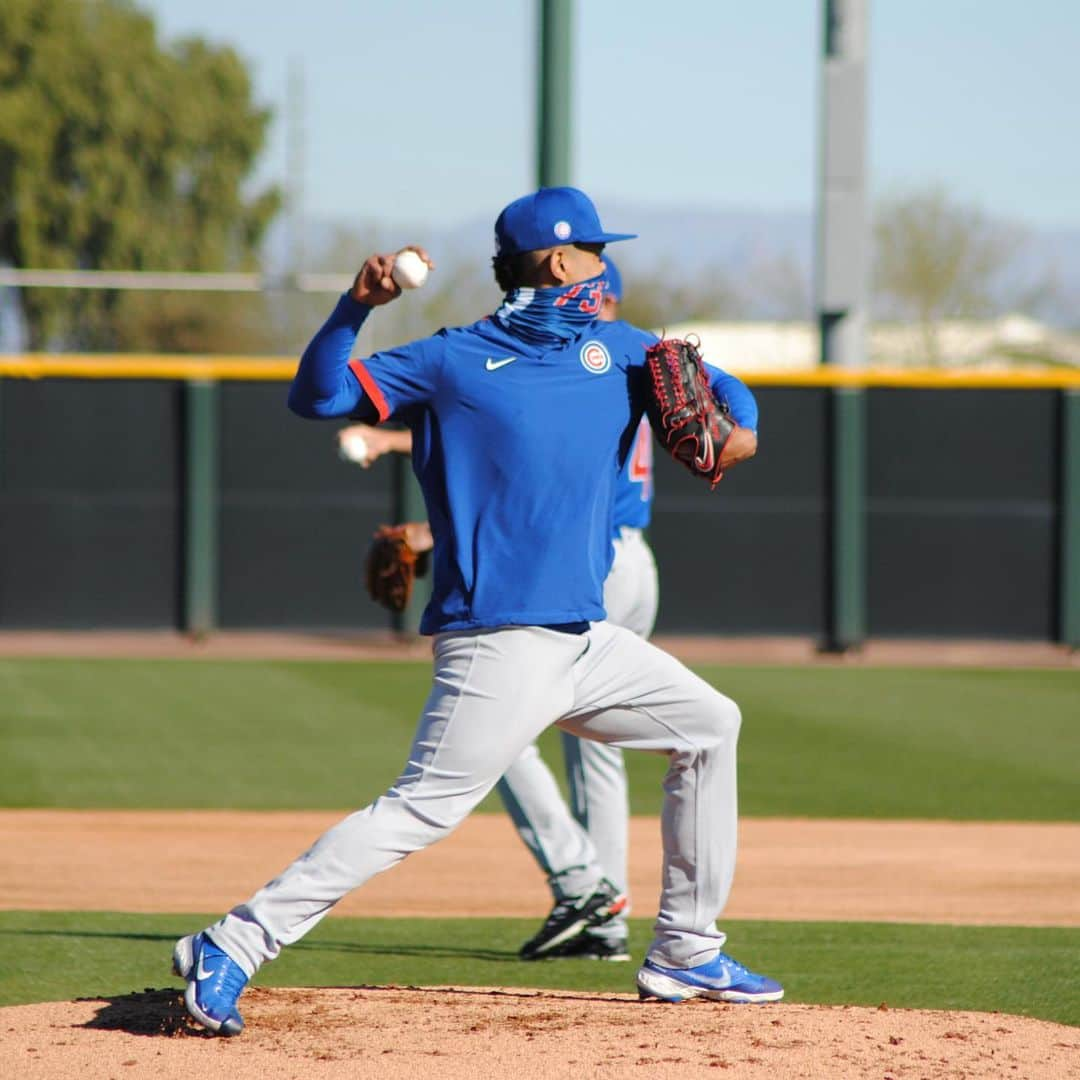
[3,985,1077,1079]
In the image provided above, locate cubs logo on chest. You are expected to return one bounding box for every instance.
[579,340,612,375]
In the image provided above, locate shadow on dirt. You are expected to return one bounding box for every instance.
[80,988,212,1038]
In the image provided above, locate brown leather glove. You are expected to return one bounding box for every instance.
[365,525,430,613]
[644,337,737,488]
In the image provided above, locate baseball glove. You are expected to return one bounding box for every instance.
[365,525,430,613]
[643,337,735,488]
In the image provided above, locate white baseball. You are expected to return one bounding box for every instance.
[391,249,429,290]
[338,431,369,466]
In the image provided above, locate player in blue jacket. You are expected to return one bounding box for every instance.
[514,255,759,960]
[462,255,760,961]
[336,255,759,963]
[172,187,782,1035]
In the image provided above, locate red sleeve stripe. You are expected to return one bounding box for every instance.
[348,360,390,421]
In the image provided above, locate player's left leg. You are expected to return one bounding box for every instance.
[496,744,624,960]
[557,527,659,957]
[497,744,604,903]
[602,527,659,640]
[557,621,783,1002]
[558,735,630,959]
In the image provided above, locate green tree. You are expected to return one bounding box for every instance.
[618,262,745,330]
[873,186,1011,362]
[0,0,280,349]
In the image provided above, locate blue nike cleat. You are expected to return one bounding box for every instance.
[172,932,249,1035]
[636,952,784,1004]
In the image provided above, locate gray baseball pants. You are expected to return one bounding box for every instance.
[207,618,740,976]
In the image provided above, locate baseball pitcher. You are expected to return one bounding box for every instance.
[172,187,782,1036]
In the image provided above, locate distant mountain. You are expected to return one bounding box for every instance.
[269,204,1080,327]
[587,201,813,270]
[272,204,812,278]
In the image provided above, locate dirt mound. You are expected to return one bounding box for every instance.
[3,986,1077,1080]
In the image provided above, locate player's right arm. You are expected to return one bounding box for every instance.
[288,292,372,418]
[337,423,414,464]
[289,249,439,421]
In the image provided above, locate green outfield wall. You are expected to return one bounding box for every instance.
[1,357,1078,647]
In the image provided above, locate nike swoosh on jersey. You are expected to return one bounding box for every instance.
[485,356,517,371]
[196,954,216,981]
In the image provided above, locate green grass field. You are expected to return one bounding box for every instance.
[2,658,1077,818]
[1,913,1076,1027]
[1,657,1077,1024]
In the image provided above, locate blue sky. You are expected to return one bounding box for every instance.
[140,0,1080,230]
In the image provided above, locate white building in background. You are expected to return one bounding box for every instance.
[661,315,1080,372]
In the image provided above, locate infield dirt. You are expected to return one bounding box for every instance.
[4,988,1079,1080]
[2,632,1077,1076]
[2,810,1078,1078]
[3,810,1078,926]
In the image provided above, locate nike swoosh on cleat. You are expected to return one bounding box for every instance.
[196,954,216,982]
[485,356,516,371]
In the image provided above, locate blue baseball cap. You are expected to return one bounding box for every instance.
[601,255,622,302]
[494,187,636,256]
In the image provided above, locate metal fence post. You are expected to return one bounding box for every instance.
[817,1,869,652]
[537,0,574,187]
[0,376,4,624]
[392,452,429,636]
[829,386,867,649]
[1061,390,1080,648]
[184,379,219,636]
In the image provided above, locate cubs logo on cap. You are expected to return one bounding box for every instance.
[495,187,637,256]
[579,340,612,374]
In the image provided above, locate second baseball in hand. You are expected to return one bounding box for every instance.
[339,432,369,466]
[391,249,429,290]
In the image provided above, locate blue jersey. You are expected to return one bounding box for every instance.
[613,419,654,531]
[610,358,759,534]
[290,294,655,634]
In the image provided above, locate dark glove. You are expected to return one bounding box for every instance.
[365,525,430,613]
[643,337,736,488]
